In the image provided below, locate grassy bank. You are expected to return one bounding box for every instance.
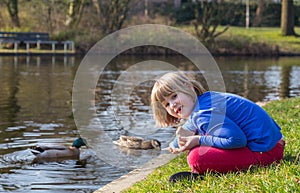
[123,97,300,192]
[1,26,299,56]
[73,26,300,56]
[178,26,300,56]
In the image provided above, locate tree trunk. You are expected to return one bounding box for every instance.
[253,0,265,27]
[45,1,53,33]
[66,0,76,26]
[6,0,20,28]
[245,0,250,28]
[281,0,295,36]
[66,0,86,28]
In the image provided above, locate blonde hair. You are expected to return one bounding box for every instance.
[151,71,206,127]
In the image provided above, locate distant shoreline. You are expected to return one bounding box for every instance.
[1,43,300,57]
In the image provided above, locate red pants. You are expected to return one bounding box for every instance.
[187,140,285,174]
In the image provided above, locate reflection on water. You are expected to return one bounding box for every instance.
[216,57,300,101]
[0,55,300,192]
[0,56,128,192]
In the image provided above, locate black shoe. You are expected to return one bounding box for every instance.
[169,171,203,183]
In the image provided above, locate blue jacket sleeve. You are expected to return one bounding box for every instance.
[200,121,247,149]
[172,137,179,148]
[190,112,247,149]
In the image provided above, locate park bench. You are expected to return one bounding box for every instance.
[0,32,74,54]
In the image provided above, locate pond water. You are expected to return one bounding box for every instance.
[0,55,299,192]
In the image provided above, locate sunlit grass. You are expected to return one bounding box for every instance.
[123,97,300,193]
[221,26,300,53]
[180,25,300,54]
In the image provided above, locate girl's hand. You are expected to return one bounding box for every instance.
[168,142,180,154]
[172,136,200,153]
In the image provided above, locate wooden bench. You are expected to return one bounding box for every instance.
[0,32,74,54]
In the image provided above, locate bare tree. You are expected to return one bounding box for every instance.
[193,0,229,45]
[92,0,132,35]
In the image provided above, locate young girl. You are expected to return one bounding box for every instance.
[151,72,285,181]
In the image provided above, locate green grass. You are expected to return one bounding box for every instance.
[123,97,300,193]
[220,26,300,53]
[3,26,299,55]
[180,26,300,54]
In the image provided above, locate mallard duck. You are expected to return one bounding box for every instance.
[30,138,87,161]
[113,135,161,150]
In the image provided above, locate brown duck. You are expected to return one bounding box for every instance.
[114,135,161,150]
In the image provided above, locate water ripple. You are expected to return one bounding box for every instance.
[1,149,34,165]
[0,148,124,192]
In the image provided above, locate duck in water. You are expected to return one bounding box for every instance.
[114,135,161,150]
[30,138,87,163]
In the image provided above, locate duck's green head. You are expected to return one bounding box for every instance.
[72,138,87,148]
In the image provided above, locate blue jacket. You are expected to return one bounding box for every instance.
[173,92,282,152]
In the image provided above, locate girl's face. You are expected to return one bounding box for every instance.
[162,92,195,119]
